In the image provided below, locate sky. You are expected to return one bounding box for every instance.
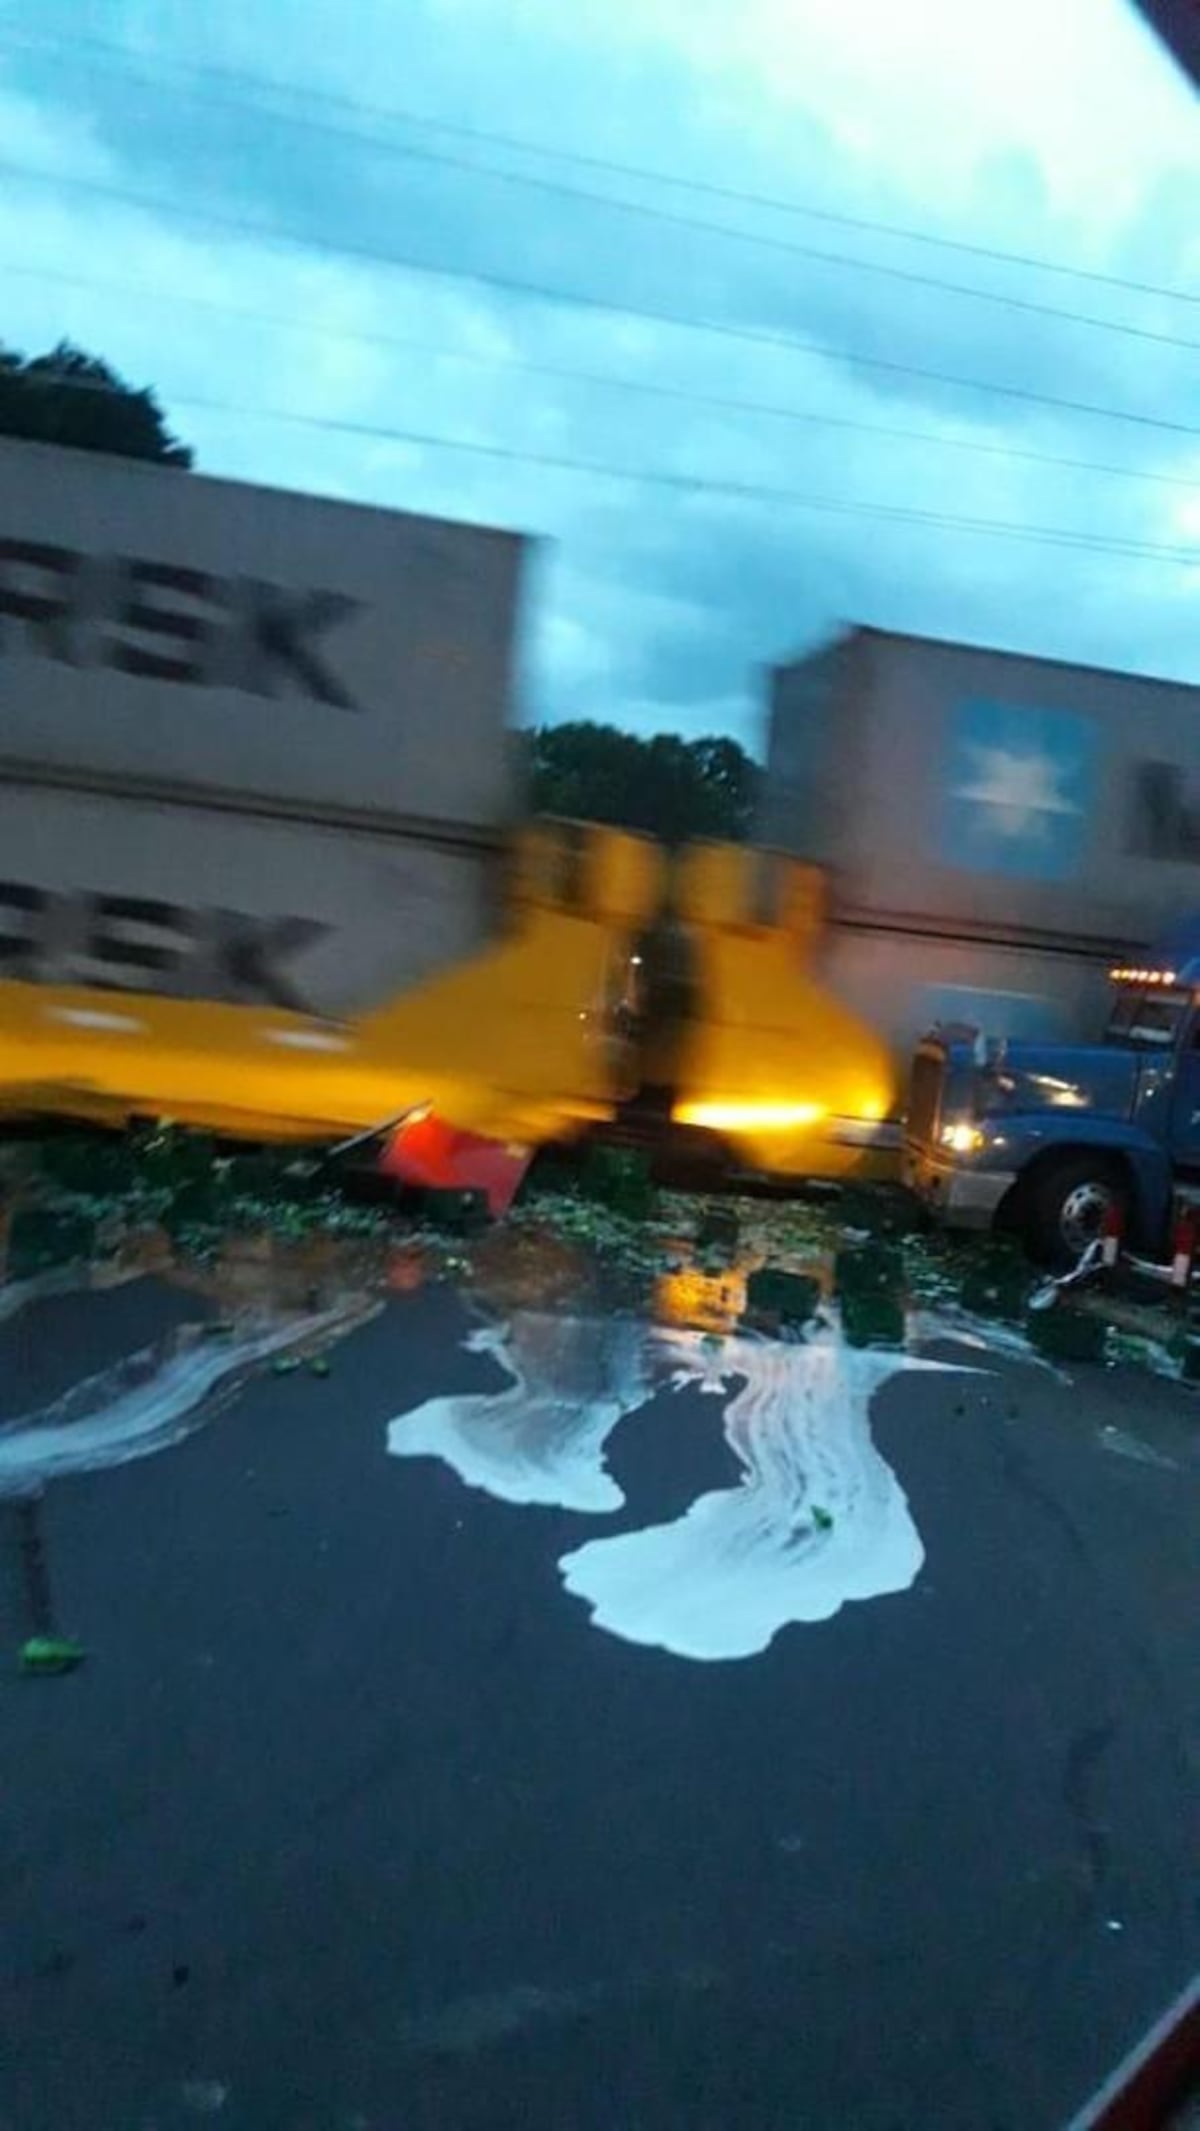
[0,0,1197,751]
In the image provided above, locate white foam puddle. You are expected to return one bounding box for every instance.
[562,1328,961,1661]
[389,1311,975,1663]
[0,1303,361,1493]
[387,1311,649,1512]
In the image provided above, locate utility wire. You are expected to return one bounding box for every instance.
[20,370,1197,566]
[2,27,1197,355]
[3,18,1196,311]
[6,159,1200,441]
[6,255,1195,495]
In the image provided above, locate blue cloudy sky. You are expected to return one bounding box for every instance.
[0,0,1197,748]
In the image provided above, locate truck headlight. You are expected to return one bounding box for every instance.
[940,1120,984,1154]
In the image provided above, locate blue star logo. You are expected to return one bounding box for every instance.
[939,699,1095,879]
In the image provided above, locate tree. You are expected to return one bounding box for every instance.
[0,340,191,467]
[530,720,758,843]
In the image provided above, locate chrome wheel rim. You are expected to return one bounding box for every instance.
[1059,1179,1114,1260]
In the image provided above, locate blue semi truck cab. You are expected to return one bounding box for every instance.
[903,922,1200,1264]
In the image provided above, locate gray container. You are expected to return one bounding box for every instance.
[763,625,1200,956]
[0,440,531,1013]
[0,783,497,1015]
[815,924,1112,1062]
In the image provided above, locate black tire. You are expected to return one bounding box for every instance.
[1020,1152,1128,1269]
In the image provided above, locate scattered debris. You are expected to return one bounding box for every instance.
[834,1242,905,1349]
[744,1267,821,1330]
[19,1635,86,1677]
[1103,1328,1177,1377]
[574,1146,657,1221]
[5,1124,1200,1394]
[1028,1237,1104,1312]
[420,1186,489,1235]
[957,1239,1033,1323]
[1027,1306,1108,1365]
[696,1204,740,1257]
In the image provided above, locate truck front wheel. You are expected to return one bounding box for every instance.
[1020,1153,1129,1269]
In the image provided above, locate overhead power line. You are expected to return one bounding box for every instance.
[186,400,1200,561]
[6,159,1200,443]
[5,255,1196,496]
[2,19,1196,312]
[2,26,1197,355]
[14,368,1197,567]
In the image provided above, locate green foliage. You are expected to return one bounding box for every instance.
[0,339,191,467]
[529,721,757,843]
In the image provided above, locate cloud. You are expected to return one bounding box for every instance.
[1,0,1198,749]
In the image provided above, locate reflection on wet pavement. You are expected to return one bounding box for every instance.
[0,1131,1196,1527]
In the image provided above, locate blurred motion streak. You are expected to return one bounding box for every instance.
[0,822,665,1184]
[667,844,899,1179]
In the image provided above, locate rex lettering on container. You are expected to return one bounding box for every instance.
[0,435,528,1019]
[0,540,362,703]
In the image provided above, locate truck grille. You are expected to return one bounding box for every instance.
[907,1048,943,1148]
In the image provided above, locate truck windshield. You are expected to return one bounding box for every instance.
[1105,985,1191,1050]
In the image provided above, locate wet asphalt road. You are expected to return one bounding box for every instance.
[0,1276,1197,2131]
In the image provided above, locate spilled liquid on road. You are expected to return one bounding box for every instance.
[390,1307,972,1662]
[3,1137,1182,1670]
[388,1310,649,1512]
[0,1301,368,1493]
[0,1227,380,1494]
